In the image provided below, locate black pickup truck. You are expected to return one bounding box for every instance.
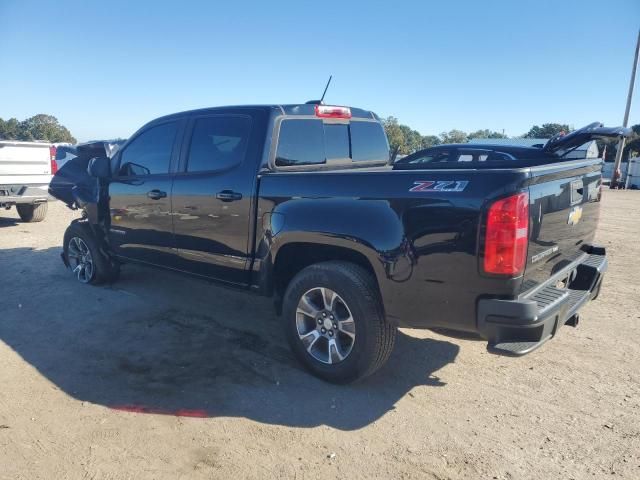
[49,104,629,383]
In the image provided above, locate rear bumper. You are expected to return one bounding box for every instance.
[477,246,607,355]
[0,184,50,206]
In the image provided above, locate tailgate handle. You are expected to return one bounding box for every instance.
[570,180,584,204]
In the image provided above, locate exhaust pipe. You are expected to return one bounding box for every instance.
[565,314,580,328]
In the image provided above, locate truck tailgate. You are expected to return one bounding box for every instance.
[0,142,52,185]
[523,159,603,292]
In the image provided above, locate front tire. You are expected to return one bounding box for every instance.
[282,261,396,383]
[63,222,119,285]
[16,203,48,222]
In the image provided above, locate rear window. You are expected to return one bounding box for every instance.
[275,119,389,167]
[323,124,350,159]
[351,121,389,162]
[275,120,325,166]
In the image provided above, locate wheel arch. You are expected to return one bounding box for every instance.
[267,234,385,315]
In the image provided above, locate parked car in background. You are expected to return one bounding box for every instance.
[400,139,601,167]
[0,140,56,222]
[49,108,629,383]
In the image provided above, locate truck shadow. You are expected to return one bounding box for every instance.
[0,246,459,431]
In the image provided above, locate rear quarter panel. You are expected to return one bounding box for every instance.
[256,168,529,331]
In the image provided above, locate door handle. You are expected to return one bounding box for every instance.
[215,190,242,202]
[147,189,167,200]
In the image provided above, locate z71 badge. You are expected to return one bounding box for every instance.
[409,180,469,193]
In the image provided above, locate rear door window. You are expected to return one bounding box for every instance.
[187,115,251,172]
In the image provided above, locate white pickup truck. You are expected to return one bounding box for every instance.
[0,140,56,222]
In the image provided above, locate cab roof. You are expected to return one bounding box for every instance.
[151,104,379,124]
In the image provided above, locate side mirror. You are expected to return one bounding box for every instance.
[87,156,111,179]
[118,162,150,177]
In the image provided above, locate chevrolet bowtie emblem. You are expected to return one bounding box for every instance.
[567,206,583,226]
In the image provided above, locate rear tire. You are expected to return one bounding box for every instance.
[282,261,396,384]
[16,203,48,222]
[63,222,120,285]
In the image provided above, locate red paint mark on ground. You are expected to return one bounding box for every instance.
[111,405,208,417]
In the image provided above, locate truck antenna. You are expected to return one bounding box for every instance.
[305,75,333,105]
[319,75,332,104]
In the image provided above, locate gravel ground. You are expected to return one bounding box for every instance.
[0,190,638,479]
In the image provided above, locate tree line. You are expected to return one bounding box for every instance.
[600,125,640,162]
[0,114,76,143]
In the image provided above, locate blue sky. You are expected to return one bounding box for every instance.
[1,0,639,142]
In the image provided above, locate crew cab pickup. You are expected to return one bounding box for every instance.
[48,105,629,383]
[0,140,57,222]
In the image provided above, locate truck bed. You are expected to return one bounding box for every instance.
[256,157,605,336]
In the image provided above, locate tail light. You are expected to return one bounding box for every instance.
[49,146,58,174]
[315,105,351,119]
[483,192,529,276]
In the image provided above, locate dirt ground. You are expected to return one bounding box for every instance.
[0,191,638,480]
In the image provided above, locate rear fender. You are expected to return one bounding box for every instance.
[255,198,413,312]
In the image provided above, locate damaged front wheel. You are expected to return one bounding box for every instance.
[63,222,119,285]
[67,236,94,283]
